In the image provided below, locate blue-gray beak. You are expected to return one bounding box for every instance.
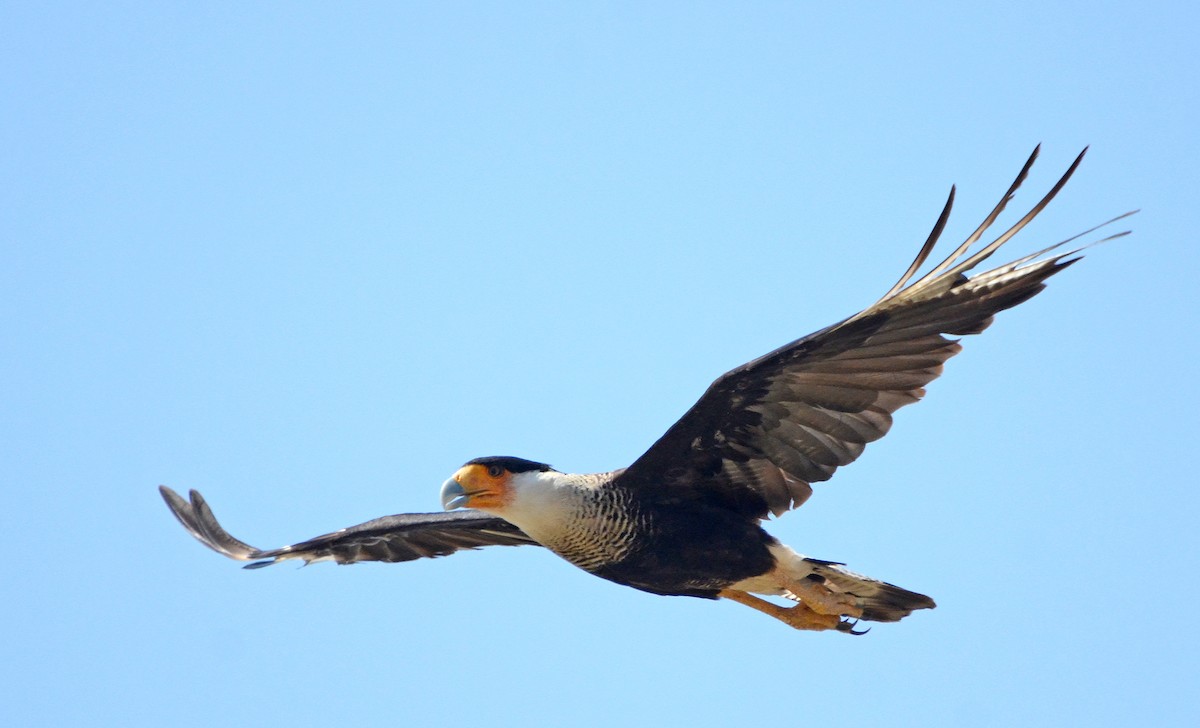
[440,478,470,510]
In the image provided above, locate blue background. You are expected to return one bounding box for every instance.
[4,3,1197,727]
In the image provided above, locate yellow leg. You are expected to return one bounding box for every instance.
[718,589,852,632]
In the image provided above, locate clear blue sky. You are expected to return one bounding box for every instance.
[3,3,1197,727]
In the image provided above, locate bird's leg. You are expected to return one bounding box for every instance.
[784,575,864,618]
[718,589,844,632]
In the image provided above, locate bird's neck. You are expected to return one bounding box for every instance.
[498,471,627,553]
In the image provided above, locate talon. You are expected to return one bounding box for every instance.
[837,618,870,636]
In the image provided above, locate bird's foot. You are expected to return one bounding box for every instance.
[836,617,870,636]
[718,589,858,633]
[785,575,864,618]
[779,601,844,631]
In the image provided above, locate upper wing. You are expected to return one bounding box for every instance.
[617,147,1132,519]
[159,486,540,569]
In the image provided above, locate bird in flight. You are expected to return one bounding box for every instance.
[161,147,1129,634]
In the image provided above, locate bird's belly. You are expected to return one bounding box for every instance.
[542,513,779,599]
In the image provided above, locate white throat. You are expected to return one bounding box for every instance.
[498,470,602,544]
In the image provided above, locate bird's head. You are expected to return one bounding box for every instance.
[440,456,556,513]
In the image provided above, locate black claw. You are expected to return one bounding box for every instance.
[837,618,870,636]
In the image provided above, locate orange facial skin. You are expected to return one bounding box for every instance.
[444,463,514,511]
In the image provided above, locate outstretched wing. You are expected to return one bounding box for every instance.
[618,147,1132,519]
[159,486,540,569]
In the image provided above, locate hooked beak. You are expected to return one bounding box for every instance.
[440,478,470,510]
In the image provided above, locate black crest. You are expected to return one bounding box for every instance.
[465,456,554,474]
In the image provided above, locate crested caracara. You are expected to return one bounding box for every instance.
[161,147,1130,633]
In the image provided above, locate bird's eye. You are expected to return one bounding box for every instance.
[487,464,504,478]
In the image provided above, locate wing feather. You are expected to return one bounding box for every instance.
[778,403,890,444]
[159,486,539,568]
[616,149,1132,518]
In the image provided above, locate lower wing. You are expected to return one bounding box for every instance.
[159,486,539,569]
